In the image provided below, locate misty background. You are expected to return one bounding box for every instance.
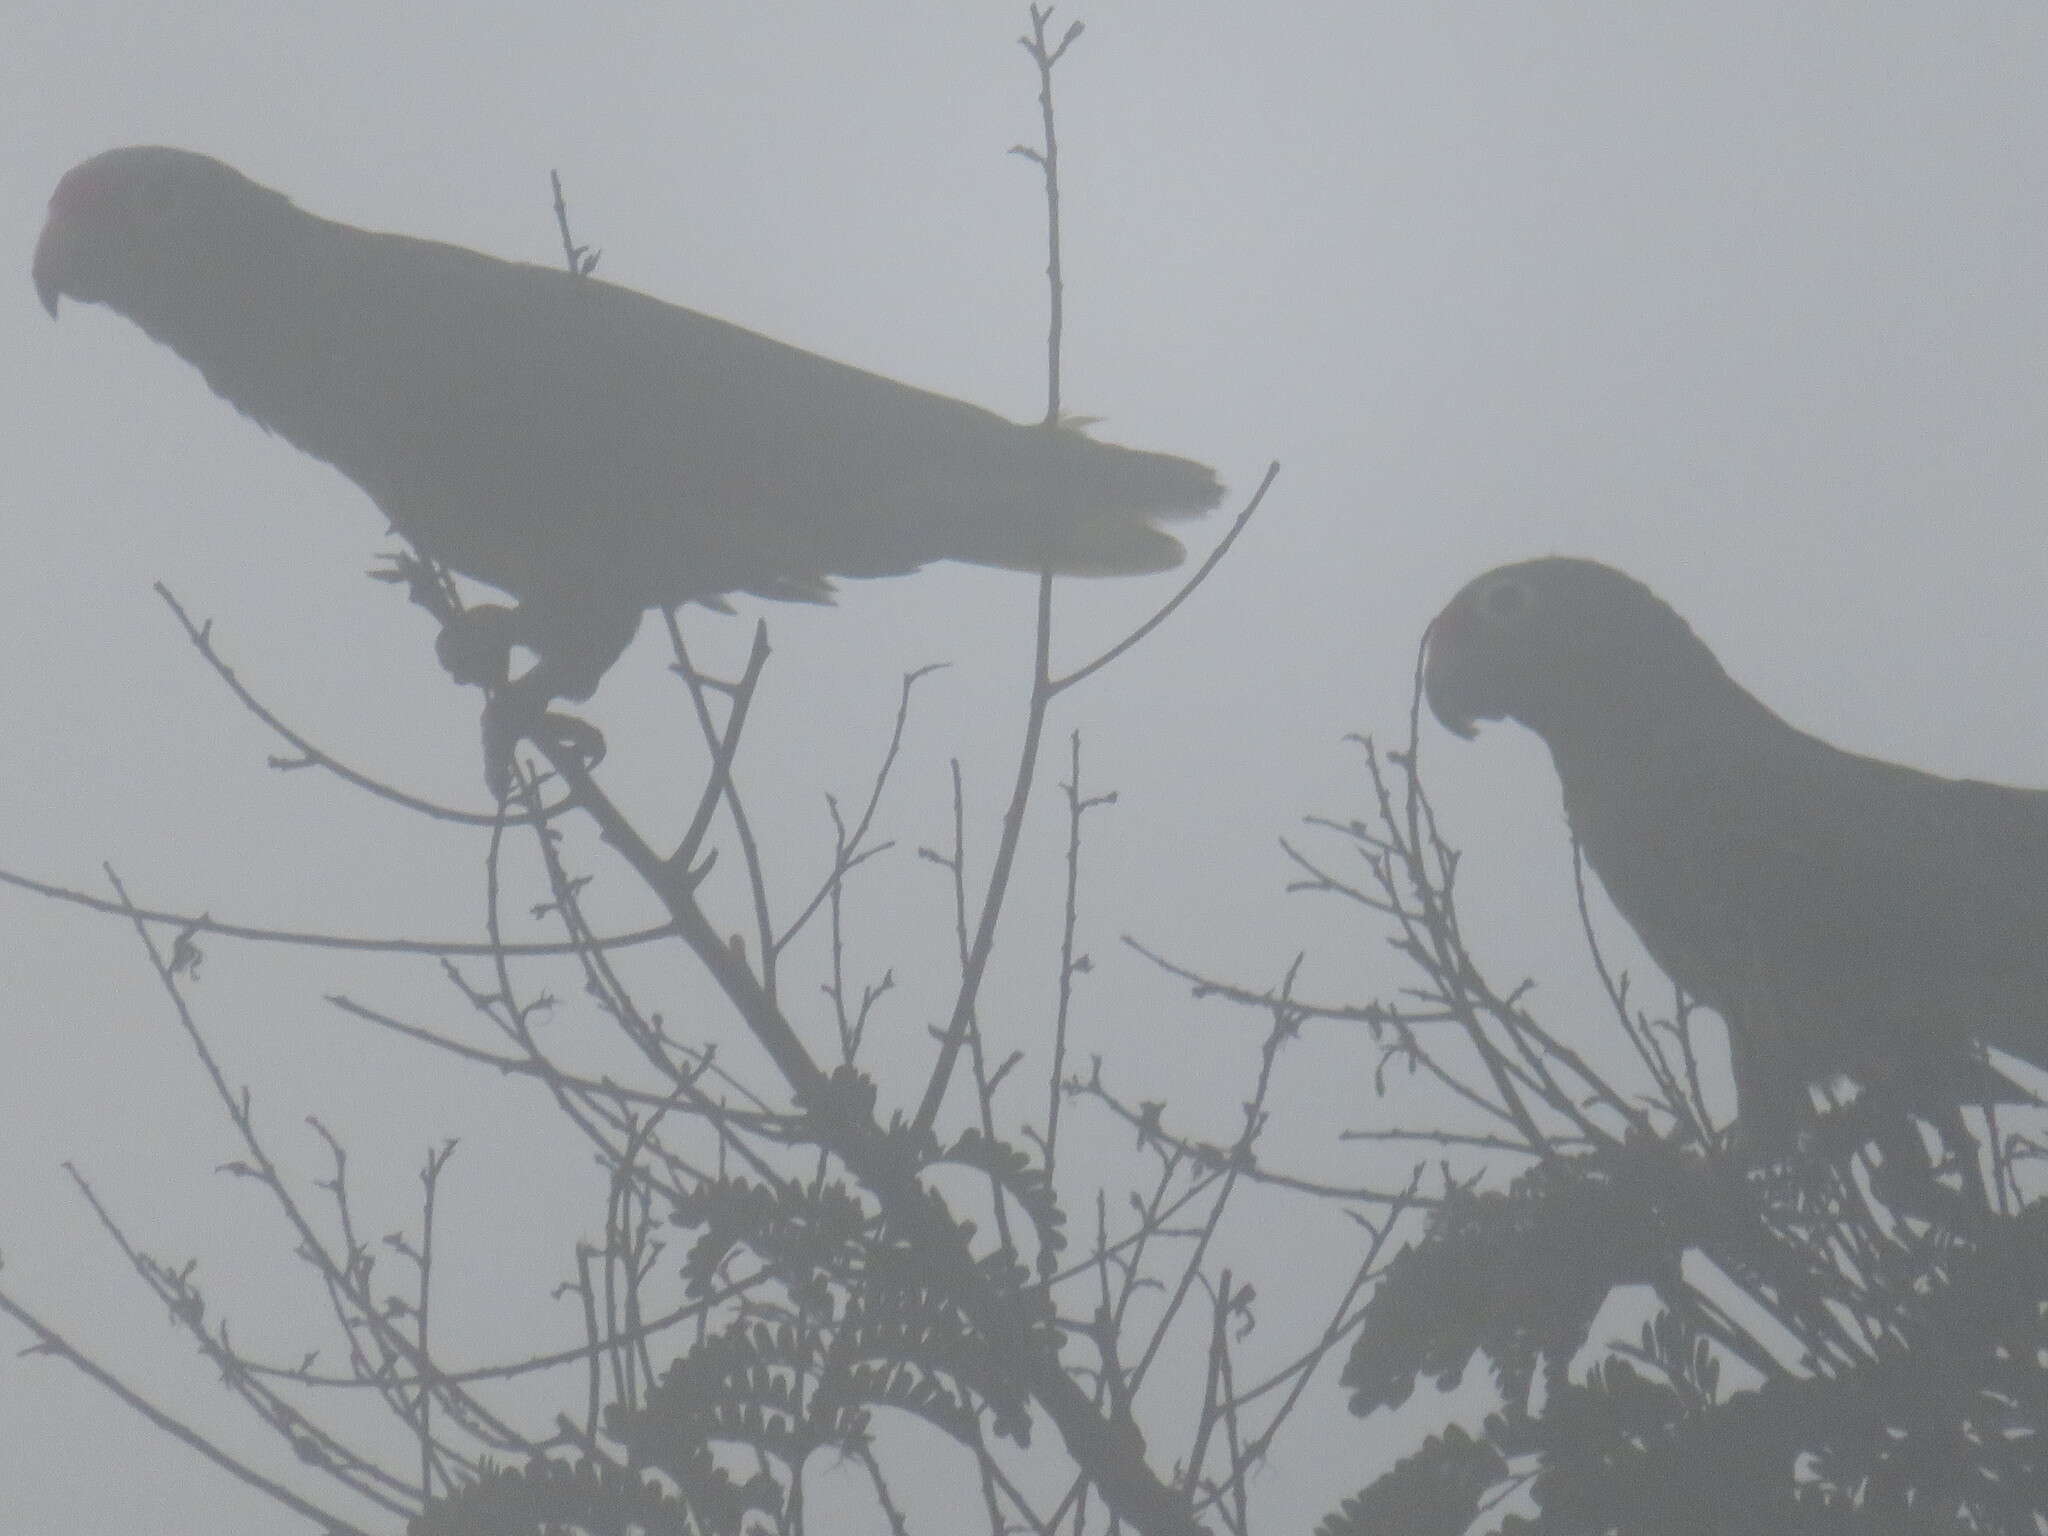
[7,3,2048,1532]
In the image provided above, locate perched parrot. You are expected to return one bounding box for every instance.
[1423,556,2048,1151]
[34,146,1221,781]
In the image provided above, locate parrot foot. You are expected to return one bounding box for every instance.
[432,603,610,798]
[481,688,607,802]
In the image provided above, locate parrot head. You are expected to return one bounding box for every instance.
[34,146,286,320]
[1423,556,1722,744]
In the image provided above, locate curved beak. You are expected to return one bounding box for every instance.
[1420,610,1481,739]
[32,208,72,318]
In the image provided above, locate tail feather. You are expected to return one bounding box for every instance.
[958,426,1223,576]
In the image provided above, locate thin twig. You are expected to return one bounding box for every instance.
[1049,464,1279,695]
[0,859,676,959]
[0,1286,380,1536]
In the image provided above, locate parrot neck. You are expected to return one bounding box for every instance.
[1535,649,1790,784]
[123,222,320,421]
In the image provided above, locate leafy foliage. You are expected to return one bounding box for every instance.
[1328,1148,2048,1535]
[1314,1425,1507,1536]
[933,1124,1070,1278]
[1340,1136,1693,1420]
[408,1455,727,1536]
[413,1136,1068,1532]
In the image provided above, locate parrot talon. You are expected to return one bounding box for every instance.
[539,711,607,774]
[480,685,607,802]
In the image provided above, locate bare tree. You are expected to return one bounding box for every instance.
[0,15,1392,1536]
[12,14,2040,1536]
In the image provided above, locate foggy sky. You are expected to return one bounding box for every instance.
[9,4,2048,1532]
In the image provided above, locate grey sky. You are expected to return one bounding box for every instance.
[8,4,2048,1532]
